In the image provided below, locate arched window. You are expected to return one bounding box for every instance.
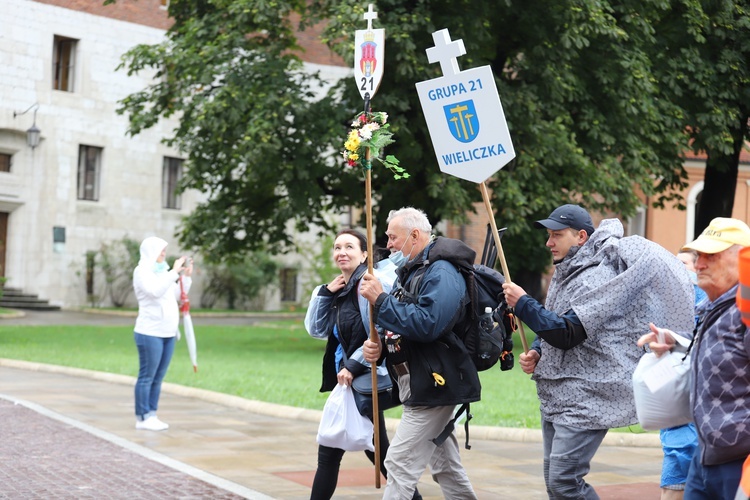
[686,181,704,243]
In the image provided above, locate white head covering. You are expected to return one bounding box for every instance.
[138,236,168,268]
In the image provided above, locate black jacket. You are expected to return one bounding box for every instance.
[318,264,370,392]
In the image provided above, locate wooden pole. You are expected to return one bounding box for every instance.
[364,148,382,488]
[480,181,529,353]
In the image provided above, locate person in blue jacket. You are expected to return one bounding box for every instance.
[655,249,706,500]
[361,207,480,499]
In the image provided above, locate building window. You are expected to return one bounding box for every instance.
[0,153,11,173]
[625,206,646,237]
[160,0,169,8]
[85,250,96,297]
[53,36,77,92]
[686,182,704,243]
[280,268,298,302]
[339,206,354,228]
[162,157,183,209]
[77,145,102,201]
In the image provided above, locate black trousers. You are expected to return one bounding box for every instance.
[310,412,422,499]
[310,411,390,500]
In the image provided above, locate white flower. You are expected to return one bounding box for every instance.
[359,122,380,140]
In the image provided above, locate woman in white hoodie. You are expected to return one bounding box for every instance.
[132,236,192,431]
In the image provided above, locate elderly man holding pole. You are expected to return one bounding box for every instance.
[361,206,480,500]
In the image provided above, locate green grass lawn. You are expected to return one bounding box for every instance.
[0,319,648,432]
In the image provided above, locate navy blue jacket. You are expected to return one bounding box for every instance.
[373,237,481,407]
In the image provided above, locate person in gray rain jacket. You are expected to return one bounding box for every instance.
[132,236,192,431]
[502,204,694,499]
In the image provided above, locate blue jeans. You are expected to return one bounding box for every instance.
[542,419,608,499]
[134,332,175,419]
[684,451,743,500]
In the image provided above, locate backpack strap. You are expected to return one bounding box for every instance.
[401,259,429,301]
[431,403,473,450]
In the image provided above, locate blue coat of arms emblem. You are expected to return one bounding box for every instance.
[443,100,479,143]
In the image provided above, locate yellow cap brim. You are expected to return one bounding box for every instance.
[681,236,734,254]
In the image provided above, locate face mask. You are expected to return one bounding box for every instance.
[153,262,168,274]
[388,233,412,268]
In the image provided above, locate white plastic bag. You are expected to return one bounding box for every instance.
[632,330,693,431]
[316,384,374,452]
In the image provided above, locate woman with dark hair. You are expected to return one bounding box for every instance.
[304,229,418,499]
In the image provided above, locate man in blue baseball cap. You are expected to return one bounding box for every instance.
[534,204,596,237]
[503,204,695,499]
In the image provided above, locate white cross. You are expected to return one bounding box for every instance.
[363,4,378,31]
[425,29,466,77]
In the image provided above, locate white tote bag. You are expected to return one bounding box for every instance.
[317,384,374,452]
[632,331,693,431]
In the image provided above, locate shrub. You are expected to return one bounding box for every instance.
[199,252,279,310]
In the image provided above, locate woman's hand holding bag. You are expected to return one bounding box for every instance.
[316,383,374,452]
[633,325,693,430]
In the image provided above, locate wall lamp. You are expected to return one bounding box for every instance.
[13,102,41,149]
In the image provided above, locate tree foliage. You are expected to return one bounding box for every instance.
[97,236,140,307]
[199,252,279,309]
[648,0,750,233]
[113,0,750,286]
[115,0,362,259]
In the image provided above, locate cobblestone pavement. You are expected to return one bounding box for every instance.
[0,399,247,500]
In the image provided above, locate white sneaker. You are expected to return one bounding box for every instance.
[135,416,169,431]
[151,416,169,430]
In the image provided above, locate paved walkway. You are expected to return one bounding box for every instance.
[0,310,665,499]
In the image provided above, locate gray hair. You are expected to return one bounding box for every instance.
[387,207,432,234]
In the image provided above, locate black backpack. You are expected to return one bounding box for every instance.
[456,264,515,372]
[405,262,514,372]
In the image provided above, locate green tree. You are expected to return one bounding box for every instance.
[112,0,748,293]
[199,252,279,310]
[113,0,362,258]
[97,237,141,307]
[312,0,692,290]
[648,0,750,233]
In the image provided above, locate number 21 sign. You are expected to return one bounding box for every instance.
[353,5,384,100]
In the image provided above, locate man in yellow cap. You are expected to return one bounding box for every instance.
[639,217,750,500]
